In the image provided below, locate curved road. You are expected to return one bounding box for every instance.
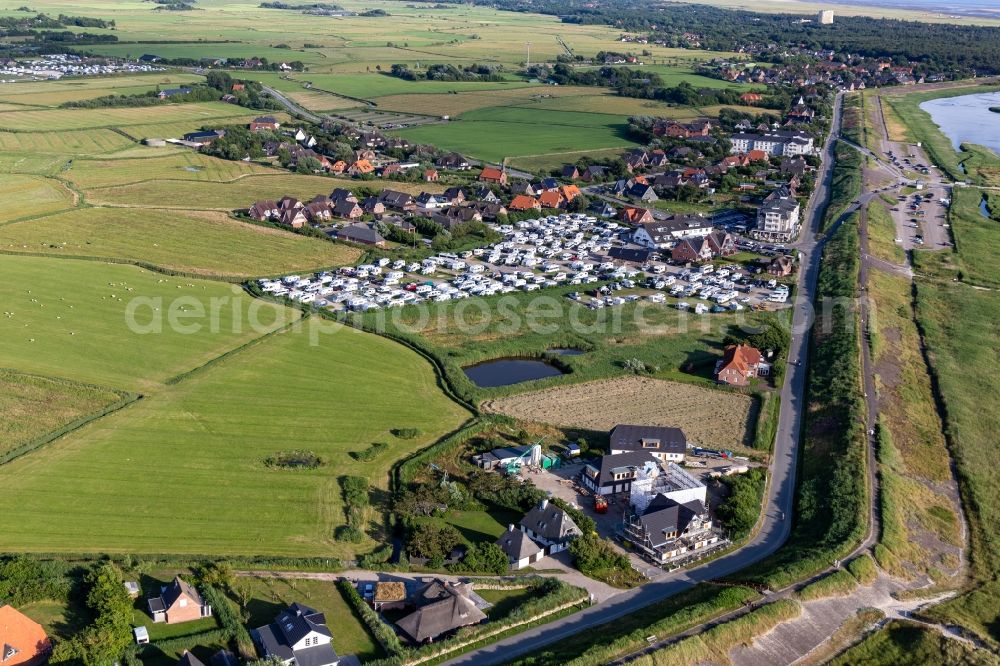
[440,93,847,666]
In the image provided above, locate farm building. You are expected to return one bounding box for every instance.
[472,444,558,473]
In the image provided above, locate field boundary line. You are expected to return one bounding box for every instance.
[163,314,304,386]
[0,383,141,468]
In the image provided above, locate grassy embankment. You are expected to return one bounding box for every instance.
[883,84,1000,185]
[866,200,906,265]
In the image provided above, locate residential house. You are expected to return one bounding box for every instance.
[508,195,541,212]
[335,223,386,247]
[715,344,770,386]
[304,200,334,222]
[278,208,308,229]
[591,199,616,218]
[768,254,795,276]
[538,190,564,209]
[561,164,580,180]
[435,153,470,170]
[496,524,544,570]
[332,199,364,220]
[250,116,281,132]
[468,201,508,219]
[558,184,582,202]
[330,160,347,174]
[537,177,560,192]
[252,603,339,666]
[470,186,500,203]
[478,166,508,185]
[424,168,439,182]
[416,192,449,210]
[580,165,608,182]
[148,577,212,625]
[178,652,205,666]
[510,182,537,197]
[353,149,376,161]
[360,196,386,216]
[647,149,669,167]
[739,92,763,104]
[519,499,581,553]
[621,495,719,564]
[632,215,715,249]
[442,187,466,205]
[0,605,50,666]
[347,160,375,176]
[330,188,358,204]
[248,200,279,221]
[396,581,487,644]
[673,230,734,262]
[581,451,660,496]
[628,182,658,202]
[379,190,416,212]
[619,206,654,225]
[609,424,686,463]
[278,196,303,211]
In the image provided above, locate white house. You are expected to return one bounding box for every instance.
[633,215,715,249]
[253,603,339,666]
[518,499,581,554]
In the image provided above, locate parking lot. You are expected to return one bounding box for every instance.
[259,214,795,315]
[883,146,952,251]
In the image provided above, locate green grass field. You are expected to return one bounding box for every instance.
[0,102,268,131]
[293,72,537,100]
[0,370,122,460]
[63,152,275,190]
[0,173,75,223]
[84,173,435,209]
[0,322,468,557]
[396,106,638,162]
[0,207,360,278]
[0,129,133,155]
[0,255,296,390]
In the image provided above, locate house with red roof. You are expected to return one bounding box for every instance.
[508,195,541,211]
[0,606,50,666]
[715,344,770,387]
[478,166,508,185]
[619,206,654,225]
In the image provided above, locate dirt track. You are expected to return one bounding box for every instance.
[482,376,755,448]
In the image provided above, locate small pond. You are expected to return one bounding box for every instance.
[463,358,566,388]
[919,92,1000,157]
[547,348,587,356]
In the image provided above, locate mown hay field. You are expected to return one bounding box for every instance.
[84,173,437,209]
[0,102,268,131]
[0,207,360,278]
[0,370,122,460]
[373,86,606,117]
[290,72,538,100]
[396,106,637,162]
[0,255,298,390]
[286,91,364,112]
[0,129,133,155]
[483,376,756,448]
[0,173,75,223]
[0,75,204,107]
[64,152,277,190]
[0,324,469,557]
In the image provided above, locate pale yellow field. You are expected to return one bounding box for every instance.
[375,86,606,116]
[0,130,133,155]
[287,91,364,112]
[0,102,268,131]
[64,152,277,190]
[483,375,756,448]
[0,174,76,224]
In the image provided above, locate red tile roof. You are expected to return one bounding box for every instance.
[0,606,50,666]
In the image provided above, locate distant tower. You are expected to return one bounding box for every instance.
[818,9,834,24]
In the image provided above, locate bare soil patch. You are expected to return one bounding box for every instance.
[482,376,755,448]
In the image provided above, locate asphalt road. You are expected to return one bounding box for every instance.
[440,93,847,666]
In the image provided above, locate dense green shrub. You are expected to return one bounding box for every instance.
[715,468,767,539]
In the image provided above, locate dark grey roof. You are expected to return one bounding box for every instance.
[519,499,581,543]
[177,652,206,666]
[379,189,414,208]
[254,603,338,666]
[638,496,706,546]
[610,425,686,455]
[589,450,660,486]
[161,576,203,609]
[337,224,384,244]
[607,247,650,263]
[495,526,542,561]
[209,650,238,666]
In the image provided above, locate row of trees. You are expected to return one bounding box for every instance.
[388,62,504,82]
